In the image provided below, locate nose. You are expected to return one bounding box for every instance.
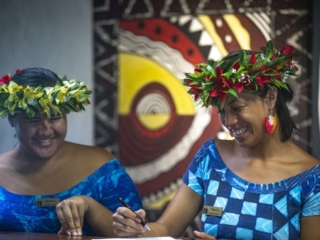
[221,111,237,128]
[38,119,53,134]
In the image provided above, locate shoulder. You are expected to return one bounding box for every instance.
[63,142,116,168]
[0,149,17,169]
[287,142,320,169]
[191,139,227,166]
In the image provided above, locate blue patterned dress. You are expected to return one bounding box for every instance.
[0,159,142,235]
[183,139,320,240]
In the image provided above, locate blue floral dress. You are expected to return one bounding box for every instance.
[183,139,320,240]
[0,159,142,235]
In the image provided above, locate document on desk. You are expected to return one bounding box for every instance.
[92,237,176,240]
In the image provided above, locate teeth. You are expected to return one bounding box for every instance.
[38,139,51,143]
[231,127,248,136]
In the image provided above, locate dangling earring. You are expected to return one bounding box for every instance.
[265,112,277,134]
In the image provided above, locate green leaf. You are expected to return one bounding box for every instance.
[227,88,238,98]
[26,107,35,119]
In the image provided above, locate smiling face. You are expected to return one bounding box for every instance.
[217,91,276,147]
[10,112,67,160]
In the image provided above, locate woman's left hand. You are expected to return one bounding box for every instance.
[194,230,217,240]
[56,195,90,236]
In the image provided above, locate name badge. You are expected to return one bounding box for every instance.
[203,205,223,216]
[35,198,60,207]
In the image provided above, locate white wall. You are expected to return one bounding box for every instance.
[0,0,93,153]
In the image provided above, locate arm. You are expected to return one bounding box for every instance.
[113,183,203,238]
[56,158,142,237]
[56,195,118,237]
[300,216,320,240]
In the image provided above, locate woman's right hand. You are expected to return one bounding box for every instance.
[112,206,147,237]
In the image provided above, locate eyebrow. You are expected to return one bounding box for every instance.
[226,99,236,105]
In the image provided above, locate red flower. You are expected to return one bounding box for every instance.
[187,80,202,101]
[285,61,299,71]
[251,64,268,74]
[194,68,201,73]
[292,64,298,71]
[250,52,256,64]
[280,46,293,56]
[209,67,229,102]
[216,66,223,76]
[270,53,276,60]
[0,74,12,85]
[232,61,240,71]
[234,82,244,93]
[255,76,271,88]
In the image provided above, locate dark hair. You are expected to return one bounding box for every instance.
[222,50,298,142]
[11,68,60,88]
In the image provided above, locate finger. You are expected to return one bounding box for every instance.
[68,202,83,235]
[57,201,81,236]
[112,213,145,235]
[112,217,145,232]
[57,226,67,235]
[56,204,71,236]
[115,209,145,231]
[113,226,144,237]
[135,209,147,222]
[194,230,217,240]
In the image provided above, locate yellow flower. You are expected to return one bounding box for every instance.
[39,97,51,113]
[55,85,69,103]
[19,86,36,108]
[7,81,23,103]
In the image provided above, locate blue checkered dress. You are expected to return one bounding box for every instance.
[183,139,320,240]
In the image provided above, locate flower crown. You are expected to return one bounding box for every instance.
[183,40,299,108]
[0,70,92,119]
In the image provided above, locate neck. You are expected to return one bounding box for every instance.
[10,142,67,174]
[236,132,292,161]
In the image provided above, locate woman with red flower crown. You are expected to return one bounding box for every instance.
[0,68,142,236]
[112,41,320,240]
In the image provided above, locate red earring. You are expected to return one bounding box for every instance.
[265,114,277,134]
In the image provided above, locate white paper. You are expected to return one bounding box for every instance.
[92,237,176,240]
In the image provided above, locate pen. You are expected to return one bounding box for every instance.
[117,197,151,231]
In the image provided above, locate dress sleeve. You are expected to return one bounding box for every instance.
[301,172,320,216]
[182,140,213,197]
[92,159,143,212]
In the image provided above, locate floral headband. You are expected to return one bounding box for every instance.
[0,70,92,119]
[183,40,299,108]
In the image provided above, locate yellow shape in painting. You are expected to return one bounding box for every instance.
[198,15,228,56]
[198,14,251,54]
[118,53,195,116]
[138,114,169,130]
[223,14,251,50]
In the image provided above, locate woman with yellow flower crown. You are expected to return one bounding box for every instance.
[112,41,320,239]
[0,68,142,236]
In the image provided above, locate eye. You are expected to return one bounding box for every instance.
[29,118,40,123]
[50,116,62,121]
[232,105,243,112]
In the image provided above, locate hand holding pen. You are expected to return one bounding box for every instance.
[117,197,151,231]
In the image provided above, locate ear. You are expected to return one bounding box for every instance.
[266,87,278,109]
[8,115,14,127]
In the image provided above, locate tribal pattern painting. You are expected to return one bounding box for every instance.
[93,0,312,213]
